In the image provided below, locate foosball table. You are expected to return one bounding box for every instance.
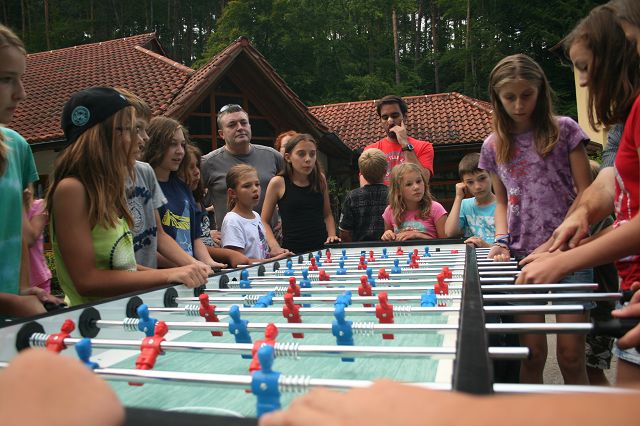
[0,240,632,425]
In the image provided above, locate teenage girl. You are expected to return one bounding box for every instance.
[381,162,447,241]
[262,133,340,254]
[221,164,292,263]
[478,54,592,384]
[144,116,225,270]
[518,0,640,385]
[179,144,251,267]
[47,87,207,307]
[0,25,61,317]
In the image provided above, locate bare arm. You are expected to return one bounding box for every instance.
[321,175,340,244]
[261,177,287,253]
[444,183,466,237]
[53,178,206,296]
[487,172,509,261]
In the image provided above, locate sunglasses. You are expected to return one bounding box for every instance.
[219,104,243,113]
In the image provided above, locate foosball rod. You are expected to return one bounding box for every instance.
[25,332,528,360]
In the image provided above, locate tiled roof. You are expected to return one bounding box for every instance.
[13,33,194,144]
[166,36,331,134]
[308,93,494,150]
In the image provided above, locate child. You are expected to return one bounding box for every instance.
[22,187,52,294]
[274,130,297,156]
[339,148,389,242]
[119,89,211,276]
[381,162,447,241]
[262,133,340,254]
[47,87,208,307]
[444,152,495,247]
[0,25,57,317]
[144,116,225,270]
[222,164,291,263]
[179,144,251,267]
[479,54,592,384]
[519,0,640,385]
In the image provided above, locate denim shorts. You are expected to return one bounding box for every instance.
[612,301,640,366]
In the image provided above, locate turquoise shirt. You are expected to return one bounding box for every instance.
[0,127,38,294]
[458,197,496,244]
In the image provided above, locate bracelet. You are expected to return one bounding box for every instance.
[494,234,510,246]
[493,242,510,250]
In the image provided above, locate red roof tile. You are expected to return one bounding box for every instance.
[13,33,193,144]
[309,93,494,150]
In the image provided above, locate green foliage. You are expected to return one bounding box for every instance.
[44,250,63,297]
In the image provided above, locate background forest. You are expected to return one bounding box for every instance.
[1,0,607,115]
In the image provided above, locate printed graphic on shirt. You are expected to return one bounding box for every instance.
[161,201,193,255]
[109,229,137,272]
[256,223,270,259]
[396,220,427,233]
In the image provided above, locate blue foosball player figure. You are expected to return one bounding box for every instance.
[229,305,252,358]
[251,345,281,418]
[381,248,389,259]
[421,290,437,307]
[299,269,312,308]
[239,269,252,289]
[424,246,431,257]
[340,249,347,261]
[315,254,323,267]
[284,260,295,276]
[336,260,347,276]
[137,304,157,337]
[75,338,99,370]
[366,267,376,287]
[391,258,402,274]
[342,290,353,306]
[332,306,354,362]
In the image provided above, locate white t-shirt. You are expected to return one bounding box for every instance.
[221,211,270,260]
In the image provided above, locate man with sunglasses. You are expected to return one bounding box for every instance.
[201,104,283,230]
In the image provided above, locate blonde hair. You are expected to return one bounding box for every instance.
[47,107,137,228]
[388,163,433,227]
[359,148,387,184]
[0,24,26,175]
[144,116,186,169]
[226,164,258,211]
[488,54,559,164]
[116,87,151,122]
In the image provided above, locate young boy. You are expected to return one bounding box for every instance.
[444,152,495,247]
[339,149,389,242]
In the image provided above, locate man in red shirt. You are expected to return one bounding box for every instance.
[362,95,434,185]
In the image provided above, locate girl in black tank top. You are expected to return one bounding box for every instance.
[261,134,340,255]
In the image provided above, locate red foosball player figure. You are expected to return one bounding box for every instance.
[130,321,169,386]
[198,293,222,337]
[318,269,330,282]
[308,257,318,271]
[368,250,376,263]
[375,292,394,340]
[409,254,419,269]
[282,293,304,338]
[378,268,390,280]
[451,249,459,254]
[325,249,332,264]
[358,276,373,307]
[442,266,452,279]
[287,277,301,297]
[357,256,367,270]
[435,273,449,307]
[412,249,420,261]
[45,319,76,353]
[249,323,279,373]
[396,246,404,256]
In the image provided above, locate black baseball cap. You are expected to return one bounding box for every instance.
[61,86,131,144]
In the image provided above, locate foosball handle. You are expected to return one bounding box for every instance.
[621,290,637,303]
[592,318,640,338]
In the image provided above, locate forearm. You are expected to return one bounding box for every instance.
[19,239,30,292]
[444,198,463,237]
[72,269,171,297]
[156,232,195,267]
[324,214,337,238]
[262,220,281,251]
[193,239,214,264]
[494,201,508,236]
[570,168,615,224]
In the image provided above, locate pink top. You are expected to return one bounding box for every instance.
[27,199,52,286]
[382,201,447,238]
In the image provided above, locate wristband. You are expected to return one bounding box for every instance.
[493,242,509,250]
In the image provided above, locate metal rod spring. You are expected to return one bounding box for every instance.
[273,342,300,360]
[274,285,288,297]
[278,374,312,393]
[123,317,140,332]
[243,294,260,306]
[184,304,200,317]
[227,280,240,289]
[29,332,48,348]
[351,321,376,336]
[393,304,412,317]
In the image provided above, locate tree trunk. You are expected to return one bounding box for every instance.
[414,0,423,68]
[431,0,440,93]
[20,0,26,37]
[44,0,50,50]
[464,0,471,92]
[392,5,400,85]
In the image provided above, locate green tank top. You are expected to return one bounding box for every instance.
[52,216,137,306]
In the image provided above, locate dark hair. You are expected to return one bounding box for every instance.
[610,0,640,27]
[458,152,485,178]
[560,5,640,130]
[181,144,206,203]
[375,95,408,117]
[216,104,246,128]
[144,116,186,170]
[274,130,298,153]
[279,133,324,193]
